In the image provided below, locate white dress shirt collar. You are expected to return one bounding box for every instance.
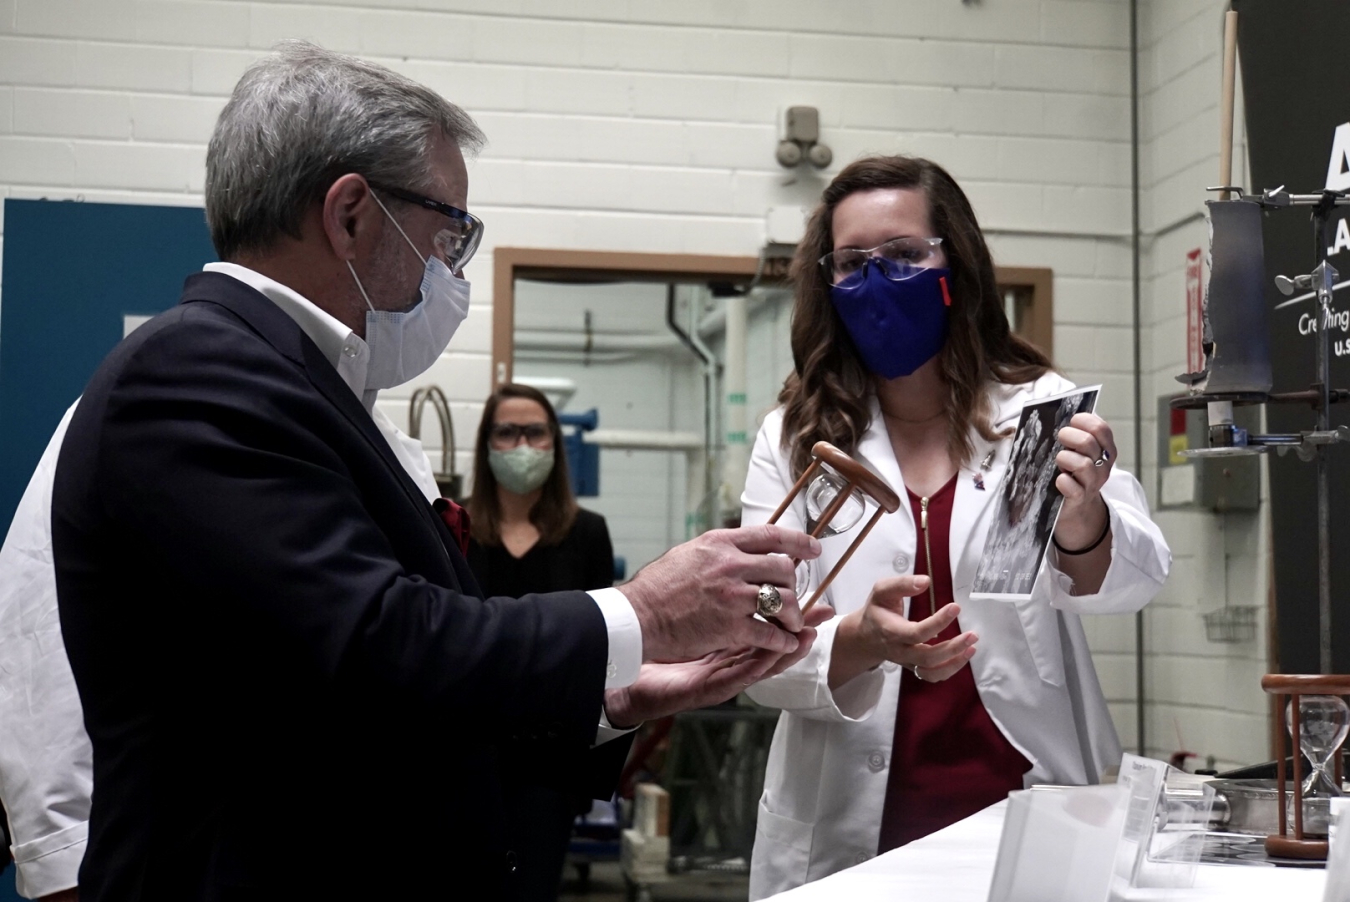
[202,262,373,408]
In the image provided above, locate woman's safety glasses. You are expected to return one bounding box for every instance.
[371,183,484,274]
[819,236,943,289]
[488,422,553,450]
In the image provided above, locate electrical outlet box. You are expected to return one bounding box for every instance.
[1156,395,1260,511]
[785,106,819,144]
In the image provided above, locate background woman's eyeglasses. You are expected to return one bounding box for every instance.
[489,422,553,450]
[819,236,944,289]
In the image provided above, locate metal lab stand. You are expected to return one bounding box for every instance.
[622,703,779,901]
[664,704,779,871]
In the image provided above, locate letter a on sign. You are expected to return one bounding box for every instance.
[1328,122,1350,192]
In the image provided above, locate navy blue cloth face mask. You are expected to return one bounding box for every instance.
[829,257,953,379]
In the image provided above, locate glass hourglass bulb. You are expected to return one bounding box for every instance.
[794,464,869,600]
[804,466,867,538]
[1287,694,1350,836]
[794,558,813,600]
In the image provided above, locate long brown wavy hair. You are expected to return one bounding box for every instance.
[468,383,579,546]
[779,155,1052,477]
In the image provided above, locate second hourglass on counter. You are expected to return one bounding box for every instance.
[1286,694,1349,838]
[1262,675,1350,860]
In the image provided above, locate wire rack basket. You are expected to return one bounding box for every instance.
[1202,605,1259,643]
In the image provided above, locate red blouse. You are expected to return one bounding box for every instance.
[876,475,1031,852]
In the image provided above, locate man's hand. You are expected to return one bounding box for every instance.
[621,525,821,663]
[604,605,834,728]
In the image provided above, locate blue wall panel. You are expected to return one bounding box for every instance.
[0,199,217,533]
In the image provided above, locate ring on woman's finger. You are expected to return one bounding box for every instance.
[912,665,926,682]
[756,583,783,618]
[1094,448,1111,468]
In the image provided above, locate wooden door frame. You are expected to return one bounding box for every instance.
[492,248,759,385]
[996,265,1054,360]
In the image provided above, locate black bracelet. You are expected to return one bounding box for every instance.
[1052,500,1111,556]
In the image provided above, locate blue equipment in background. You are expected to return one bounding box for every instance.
[558,408,600,498]
[0,820,14,902]
[0,199,218,534]
[556,408,624,584]
[0,863,15,902]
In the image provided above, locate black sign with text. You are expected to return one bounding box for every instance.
[1235,0,1350,672]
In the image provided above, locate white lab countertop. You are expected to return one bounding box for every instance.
[765,800,1329,901]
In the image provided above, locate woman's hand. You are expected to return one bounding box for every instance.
[1052,411,1116,593]
[604,604,835,728]
[828,575,977,690]
[1053,412,1115,549]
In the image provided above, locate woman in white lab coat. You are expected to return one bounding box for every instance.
[742,156,1170,899]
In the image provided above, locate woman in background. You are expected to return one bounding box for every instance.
[467,382,615,901]
[741,155,1171,898]
[467,383,614,601]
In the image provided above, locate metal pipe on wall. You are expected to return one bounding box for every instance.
[666,285,719,534]
[1130,0,1147,757]
[722,294,749,518]
[687,290,721,530]
[514,330,684,353]
[685,448,709,540]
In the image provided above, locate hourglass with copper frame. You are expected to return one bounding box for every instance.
[766,441,901,613]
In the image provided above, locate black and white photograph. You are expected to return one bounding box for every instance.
[971,386,1101,601]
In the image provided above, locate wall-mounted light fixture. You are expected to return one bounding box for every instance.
[776,106,832,169]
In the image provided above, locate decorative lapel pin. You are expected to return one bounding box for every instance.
[973,448,995,490]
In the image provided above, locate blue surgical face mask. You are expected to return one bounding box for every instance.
[829,258,952,380]
[347,194,471,392]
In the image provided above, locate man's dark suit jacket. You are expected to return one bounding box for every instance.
[52,272,615,901]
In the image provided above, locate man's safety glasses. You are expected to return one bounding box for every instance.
[371,183,484,273]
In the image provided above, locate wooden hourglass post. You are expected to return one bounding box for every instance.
[767,441,901,615]
[767,458,822,526]
[1261,673,1350,860]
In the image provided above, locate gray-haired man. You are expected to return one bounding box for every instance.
[48,42,825,900]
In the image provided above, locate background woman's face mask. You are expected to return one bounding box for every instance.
[489,445,555,495]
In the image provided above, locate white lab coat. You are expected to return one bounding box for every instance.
[0,401,439,898]
[741,373,1171,900]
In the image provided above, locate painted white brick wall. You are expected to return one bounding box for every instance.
[0,0,1269,767]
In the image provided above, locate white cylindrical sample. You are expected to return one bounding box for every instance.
[1207,400,1235,426]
